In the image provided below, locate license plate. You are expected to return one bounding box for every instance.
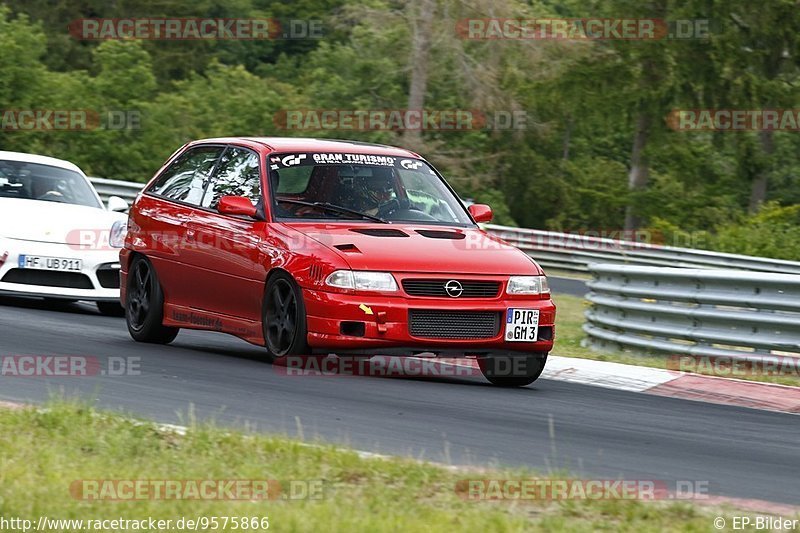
[18,255,83,272]
[504,308,539,342]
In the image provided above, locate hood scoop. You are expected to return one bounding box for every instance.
[334,243,361,253]
[349,228,409,238]
[415,229,465,240]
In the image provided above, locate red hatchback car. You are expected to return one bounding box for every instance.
[121,138,556,386]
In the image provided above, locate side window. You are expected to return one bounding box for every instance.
[147,146,224,205]
[201,147,262,210]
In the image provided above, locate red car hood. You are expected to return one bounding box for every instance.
[281,223,542,275]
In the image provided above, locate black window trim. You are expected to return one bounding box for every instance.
[143,143,227,212]
[200,144,264,217]
[143,143,266,221]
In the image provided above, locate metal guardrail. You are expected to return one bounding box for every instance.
[89,177,143,204]
[484,224,800,275]
[583,264,800,362]
[88,178,800,275]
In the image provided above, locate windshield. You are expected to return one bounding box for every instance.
[0,160,101,208]
[268,153,473,225]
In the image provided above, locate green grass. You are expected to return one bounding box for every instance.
[553,294,800,387]
[0,401,758,532]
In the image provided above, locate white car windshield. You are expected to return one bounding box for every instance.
[269,153,473,225]
[0,160,101,208]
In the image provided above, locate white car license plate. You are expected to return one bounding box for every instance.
[504,308,539,342]
[18,255,83,272]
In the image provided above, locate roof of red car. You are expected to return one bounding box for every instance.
[192,137,421,158]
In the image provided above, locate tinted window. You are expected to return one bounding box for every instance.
[201,147,261,209]
[148,146,223,205]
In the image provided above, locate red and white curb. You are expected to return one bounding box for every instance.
[437,356,800,415]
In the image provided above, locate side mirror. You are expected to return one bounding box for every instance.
[468,203,493,223]
[218,195,258,218]
[107,195,129,212]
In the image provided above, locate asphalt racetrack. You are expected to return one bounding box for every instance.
[1,280,797,505]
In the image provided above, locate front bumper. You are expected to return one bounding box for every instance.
[0,238,121,302]
[303,288,556,357]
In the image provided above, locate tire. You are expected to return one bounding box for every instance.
[125,256,179,344]
[477,353,548,387]
[97,301,125,317]
[263,271,309,364]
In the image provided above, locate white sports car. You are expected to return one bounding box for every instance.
[0,151,129,316]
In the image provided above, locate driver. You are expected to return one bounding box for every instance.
[31,176,64,201]
[352,168,395,215]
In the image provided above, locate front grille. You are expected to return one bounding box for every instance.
[96,265,121,289]
[1,268,93,289]
[409,310,500,339]
[402,279,500,298]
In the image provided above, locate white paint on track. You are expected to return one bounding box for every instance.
[432,355,800,414]
[541,356,677,392]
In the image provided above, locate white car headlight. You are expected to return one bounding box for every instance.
[109,220,128,248]
[325,270,398,292]
[507,275,549,295]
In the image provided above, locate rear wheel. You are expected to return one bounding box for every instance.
[125,256,179,344]
[97,301,125,317]
[477,353,548,387]
[263,272,309,364]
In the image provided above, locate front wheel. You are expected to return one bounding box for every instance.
[477,353,548,387]
[125,256,179,344]
[263,271,309,364]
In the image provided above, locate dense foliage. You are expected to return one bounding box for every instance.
[1,1,798,257]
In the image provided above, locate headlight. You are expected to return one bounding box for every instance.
[325,270,398,292]
[506,275,549,295]
[109,220,128,248]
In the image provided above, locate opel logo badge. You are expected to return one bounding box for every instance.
[444,280,463,297]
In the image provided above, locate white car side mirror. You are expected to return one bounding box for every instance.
[107,195,129,212]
